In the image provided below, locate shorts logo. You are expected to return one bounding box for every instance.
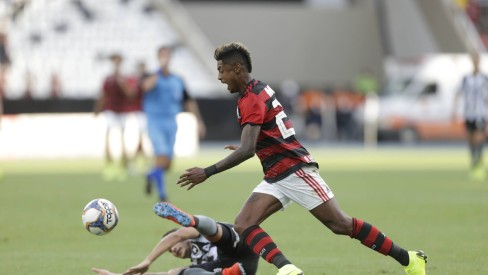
[231,227,240,248]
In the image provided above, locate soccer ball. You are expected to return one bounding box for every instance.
[81,198,119,236]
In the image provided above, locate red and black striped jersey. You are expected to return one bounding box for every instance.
[102,75,126,113]
[103,75,144,113]
[237,79,317,183]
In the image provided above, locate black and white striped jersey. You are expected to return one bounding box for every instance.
[460,73,488,121]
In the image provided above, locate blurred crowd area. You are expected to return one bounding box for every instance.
[0,0,379,143]
[456,0,488,48]
[276,72,376,142]
[3,1,478,144]
[0,0,219,100]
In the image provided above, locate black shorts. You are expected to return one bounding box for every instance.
[465,119,486,133]
[215,223,259,275]
[178,223,259,275]
[179,253,254,275]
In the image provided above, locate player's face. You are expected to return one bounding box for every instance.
[217,60,238,93]
[159,48,171,68]
[111,56,122,70]
[170,240,191,259]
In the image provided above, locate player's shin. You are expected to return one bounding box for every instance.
[152,167,166,201]
[194,215,218,237]
[350,218,409,266]
[241,225,291,269]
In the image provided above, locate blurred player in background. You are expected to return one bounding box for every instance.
[0,31,10,182]
[142,46,205,201]
[0,31,10,97]
[0,62,3,181]
[177,42,427,275]
[123,61,149,175]
[92,202,258,275]
[94,53,133,181]
[453,52,488,181]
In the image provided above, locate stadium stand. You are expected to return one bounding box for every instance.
[3,0,222,99]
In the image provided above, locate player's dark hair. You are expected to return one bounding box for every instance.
[109,53,122,61]
[214,42,252,73]
[158,46,172,55]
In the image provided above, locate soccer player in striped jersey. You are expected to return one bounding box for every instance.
[177,42,427,275]
[94,53,133,181]
[453,52,488,181]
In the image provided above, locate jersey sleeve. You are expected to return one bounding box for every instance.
[173,76,191,102]
[239,93,266,126]
[183,88,191,102]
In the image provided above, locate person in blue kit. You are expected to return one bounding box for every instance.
[141,46,206,201]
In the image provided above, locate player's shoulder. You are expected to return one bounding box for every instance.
[246,79,268,95]
[169,73,185,84]
[242,79,268,97]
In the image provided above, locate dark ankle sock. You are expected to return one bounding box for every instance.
[241,225,288,268]
[351,218,409,266]
[272,253,291,268]
[389,243,410,266]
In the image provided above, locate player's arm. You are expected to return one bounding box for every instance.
[122,227,199,275]
[213,123,260,171]
[177,123,260,190]
[118,76,136,98]
[92,267,120,275]
[93,92,105,115]
[92,267,173,275]
[129,272,172,275]
[141,74,158,93]
[452,79,464,120]
[183,90,206,138]
[0,94,3,129]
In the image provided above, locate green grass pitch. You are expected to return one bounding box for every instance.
[1,146,488,274]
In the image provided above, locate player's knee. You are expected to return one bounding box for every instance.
[155,156,171,169]
[233,221,247,235]
[233,213,255,235]
[325,218,353,236]
[234,217,256,236]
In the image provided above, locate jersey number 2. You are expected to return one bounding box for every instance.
[265,86,296,139]
[271,98,295,139]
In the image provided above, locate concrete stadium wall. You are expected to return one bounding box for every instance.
[0,113,199,159]
[382,0,439,57]
[183,2,384,88]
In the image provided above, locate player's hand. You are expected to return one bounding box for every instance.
[224,145,239,150]
[92,267,119,275]
[142,74,158,92]
[177,167,207,190]
[122,260,150,275]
